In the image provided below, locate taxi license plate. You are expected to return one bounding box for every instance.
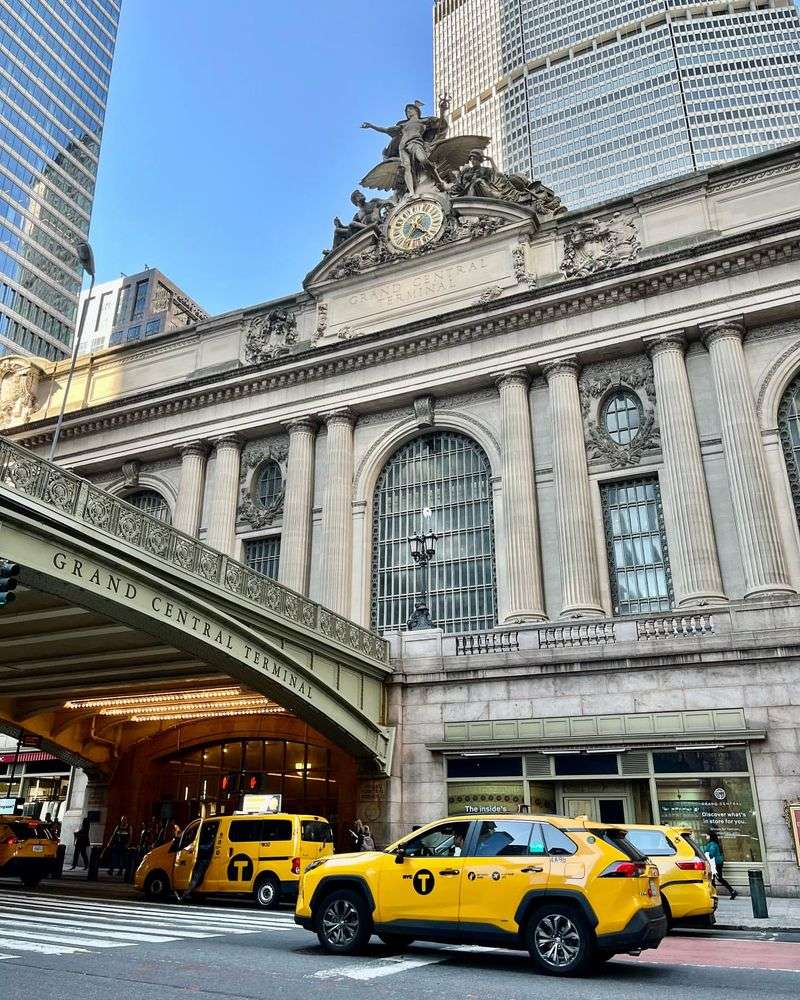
[32,845,44,853]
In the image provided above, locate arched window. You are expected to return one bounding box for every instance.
[779,374,800,523]
[256,461,283,510]
[126,488,171,524]
[602,389,642,445]
[371,432,497,634]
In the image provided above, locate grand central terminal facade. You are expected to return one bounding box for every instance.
[2,116,800,893]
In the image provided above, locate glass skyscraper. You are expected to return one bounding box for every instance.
[0,0,120,360]
[434,0,800,210]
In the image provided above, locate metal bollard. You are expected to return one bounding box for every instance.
[748,869,769,918]
[87,844,102,881]
[123,847,138,884]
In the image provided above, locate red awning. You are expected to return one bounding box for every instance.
[0,751,59,764]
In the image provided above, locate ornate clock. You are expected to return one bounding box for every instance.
[386,199,446,254]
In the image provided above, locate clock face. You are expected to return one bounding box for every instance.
[387,200,446,253]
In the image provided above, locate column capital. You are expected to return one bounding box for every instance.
[541,356,580,381]
[700,316,746,348]
[643,330,687,357]
[321,407,356,428]
[492,368,530,390]
[210,432,244,451]
[175,439,209,458]
[283,416,320,434]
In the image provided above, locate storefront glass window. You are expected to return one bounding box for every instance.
[554,752,619,776]
[447,781,524,816]
[656,776,762,862]
[652,748,748,773]
[447,756,522,779]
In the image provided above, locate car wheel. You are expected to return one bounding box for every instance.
[315,890,371,955]
[254,874,281,910]
[660,895,674,931]
[526,904,596,977]
[378,933,414,952]
[144,871,170,901]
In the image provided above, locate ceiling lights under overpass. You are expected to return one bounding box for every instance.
[64,687,287,723]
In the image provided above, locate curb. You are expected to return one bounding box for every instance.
[712,922,800,933]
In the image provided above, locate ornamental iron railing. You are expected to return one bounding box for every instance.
[0,436,389,666]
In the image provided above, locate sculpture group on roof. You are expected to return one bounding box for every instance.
[328,96,567,252]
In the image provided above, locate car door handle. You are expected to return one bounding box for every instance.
[440,869,460,876]
[521,866,544,873]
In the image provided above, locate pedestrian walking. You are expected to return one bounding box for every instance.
[180,821,216,902]
[106,815,132,876]
[71,817,90,869]
[136,822,153,863]
[704,831,737,899]
[348,818,365,851]
[362,825,376,850]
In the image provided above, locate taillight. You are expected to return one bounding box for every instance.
[677,859,707,871]
[291,857,301,876]
[600,860,647,878]
[0,836,18,846]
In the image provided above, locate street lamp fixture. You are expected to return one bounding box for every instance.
[407,529,439,630]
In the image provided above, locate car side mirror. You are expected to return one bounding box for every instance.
[394,849,406,864]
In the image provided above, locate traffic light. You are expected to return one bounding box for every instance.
[0,560,19,608]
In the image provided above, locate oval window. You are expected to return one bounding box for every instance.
[603,390,642,445]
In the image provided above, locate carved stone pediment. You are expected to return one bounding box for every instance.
[242,308,298,364]
[561,212,641,279]
[0,356,45,430]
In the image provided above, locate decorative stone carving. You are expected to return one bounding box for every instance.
[449,149,567,219]
[332,190,394,249]
[561,212,641,278]
[512,237,536,288]
[0,356,43,430]
[413,395,435,428]
[475,285,504,306]
[243,309,297,363]
[314,302,328,342]
[578,355,659,468]
[121,460,140,488]
[237,439,289,528]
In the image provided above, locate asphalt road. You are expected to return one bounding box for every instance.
[2,886,799,1000]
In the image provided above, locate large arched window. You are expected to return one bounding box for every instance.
[779,373,800,524]
[126,488,172,524]
[371,432,497,634]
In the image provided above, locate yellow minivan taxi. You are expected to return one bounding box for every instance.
[295,813,667,976]
[620,824,716,926]
[0,817,59,887]
[135,812,333,908]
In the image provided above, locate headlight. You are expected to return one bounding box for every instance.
[304,858,328,875]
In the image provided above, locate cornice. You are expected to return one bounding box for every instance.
[15,217,800,449]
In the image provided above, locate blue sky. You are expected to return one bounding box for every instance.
[89,1,434,316]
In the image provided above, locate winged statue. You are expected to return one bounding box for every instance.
[360,98,490,198]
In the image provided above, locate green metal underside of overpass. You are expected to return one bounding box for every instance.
[0,436,394,776]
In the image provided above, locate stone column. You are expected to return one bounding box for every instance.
[173,441,208,537]
[542,358,604,617]
[278,417,318,595]
[702,318,795,598]
[206,433,243,556]
[320,409,355,616]
[494,369,546,621]
[645,333,727,607]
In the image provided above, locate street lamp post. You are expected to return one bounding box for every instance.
[407,529,439,630]
[48,240,95,463]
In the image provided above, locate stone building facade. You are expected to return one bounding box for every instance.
[4,141,800,893]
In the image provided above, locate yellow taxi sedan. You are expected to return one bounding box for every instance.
[620,824,716,927]
[0,817,59,887]
[295,813,667,976]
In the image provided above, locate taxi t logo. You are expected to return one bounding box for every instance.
[227,853,254,881]
[412,869,435,895]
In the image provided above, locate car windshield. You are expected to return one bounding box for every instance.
[6,822,51,840]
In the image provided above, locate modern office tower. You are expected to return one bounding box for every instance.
[0,0,120,360]
[434,0,800,209]
[76,266,207,355]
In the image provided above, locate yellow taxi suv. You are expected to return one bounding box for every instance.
[0,817,59,887]
[295,814,667,977]
[135,812,333,908]
[619,824,716,927]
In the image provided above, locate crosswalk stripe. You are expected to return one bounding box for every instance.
[0,912,216,940]
[0,937,87,955]
[0,953,18,960]
[312,956,446,980]
[0,926,137,949]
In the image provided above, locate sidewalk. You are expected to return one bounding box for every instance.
[714,894,800,931]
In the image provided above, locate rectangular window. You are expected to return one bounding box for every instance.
[601,476,672,615]
[447,756,522,779]
[228,818,292,843]
[131,279,149,319]
[145,317,162,336]
[656,776,761,862]
[447,780,524,815]
[652,748,749,774]
[243,537,281,579]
